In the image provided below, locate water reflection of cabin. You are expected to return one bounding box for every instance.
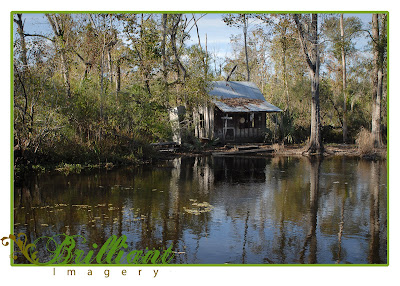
[194,81,282,143]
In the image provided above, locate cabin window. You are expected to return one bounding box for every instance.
[239,114,254,129]
[199,114,205,128]
[254,114,262,128]
[239,116,247,129]
[250,113,255,128]
[239,113,258,129]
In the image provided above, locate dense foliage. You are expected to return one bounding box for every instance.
[222,13,387,145]
[14,13,212,170]
[13,13,387,170]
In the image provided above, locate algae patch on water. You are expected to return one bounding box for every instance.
[183,200,213,215]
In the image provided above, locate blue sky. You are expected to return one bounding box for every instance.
[16,12,373,64]
[186,13,373,58]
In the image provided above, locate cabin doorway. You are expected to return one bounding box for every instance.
[222,114,235,142]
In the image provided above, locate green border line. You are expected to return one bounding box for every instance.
[12,261,388,266]
[386,11,389,267]
[9,10,389,267]
[11,10,389,14]
[10,11,14,267]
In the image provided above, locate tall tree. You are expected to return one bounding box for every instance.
[161,13,168,96]
[322,14,362,143]
[242,14,250,81]
[257,14,296,110]
[86,14,118,120]
[13,13,32,159]
[45,14,72,98]
[13,14,28,69]
[293,14,323,155]
[371,13,387,148]
[340,14,348,143]
[223,14,251,81]
[192,13,208,78]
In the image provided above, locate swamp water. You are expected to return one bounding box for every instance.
[14,156,387,264]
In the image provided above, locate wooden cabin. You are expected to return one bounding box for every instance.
[194,81,282,143]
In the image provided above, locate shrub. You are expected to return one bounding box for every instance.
[356,127,375,155]
[272,142,284,152]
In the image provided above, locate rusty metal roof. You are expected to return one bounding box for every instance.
[209,81,282,113]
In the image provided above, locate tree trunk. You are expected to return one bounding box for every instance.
[243,14,250,81]
[282,47,289,110]
[340,14,348,144]
[161,14,169,105]
[309,68,323,153]
[13,14,30,126]
[309,15,323,154]
[371,14,385,148]
[205,33,208,79]
[100,49,104,120]
[193,14,208,79]
[45,14,71,98]
[60,51,71,98]
[170,14,187,81]
[282,40,289,143]
[116,59,121,93]
[161,14,168,82]
[108,50,113,85]
[14,14,28,69]
[294,14,323,155]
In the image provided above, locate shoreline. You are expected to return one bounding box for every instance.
[14,143,387,178]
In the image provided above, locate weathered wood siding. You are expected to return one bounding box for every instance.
[213,107,266,143]
[195,105,268,143]
[194,105,214,139]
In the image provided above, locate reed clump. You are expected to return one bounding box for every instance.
[272,142,285,153]
[356,128,375,156]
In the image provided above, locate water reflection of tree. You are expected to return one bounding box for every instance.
[354,159,386,263]
[368,161,381,264]
[262,157,310,263]
[14,156,387,264]
[299,157,321,264]
[193,156,214,195]
[318,158,352,263]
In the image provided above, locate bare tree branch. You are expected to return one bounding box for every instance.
[293,14,315,71]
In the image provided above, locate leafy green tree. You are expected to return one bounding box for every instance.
[322,14,362,143]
